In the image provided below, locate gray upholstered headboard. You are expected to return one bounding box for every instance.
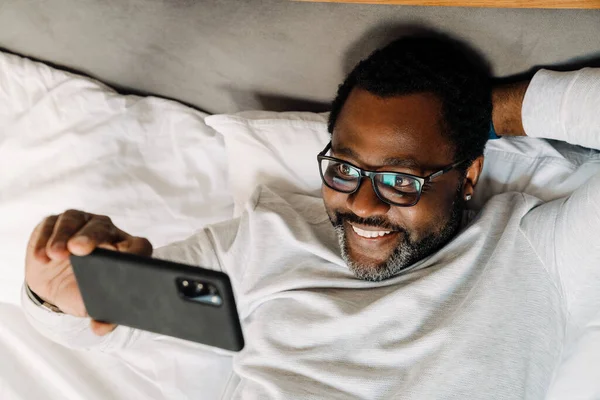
[0,0,598,113]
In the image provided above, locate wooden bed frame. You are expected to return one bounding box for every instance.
[296,0,600,9]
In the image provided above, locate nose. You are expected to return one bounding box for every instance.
[346,178,390,218]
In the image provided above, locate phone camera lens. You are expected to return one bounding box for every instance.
[176,278,222,307]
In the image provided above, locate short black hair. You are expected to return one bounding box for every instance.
[328,33,492,167]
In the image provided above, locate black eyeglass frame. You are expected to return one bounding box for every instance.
[317,141,468,207]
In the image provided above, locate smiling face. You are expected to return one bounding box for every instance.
[323,88,479,281]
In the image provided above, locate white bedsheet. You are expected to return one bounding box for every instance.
[0,302,235,400]
[0,51,234,307]
[0,51,235,400]
[0,303,162,400]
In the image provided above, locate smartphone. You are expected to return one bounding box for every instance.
[70,248,244,352]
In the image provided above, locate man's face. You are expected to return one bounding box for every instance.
[323,89,469,281]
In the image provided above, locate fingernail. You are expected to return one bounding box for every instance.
[73,236,90,245]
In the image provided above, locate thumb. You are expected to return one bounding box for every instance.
[90,320,117,336]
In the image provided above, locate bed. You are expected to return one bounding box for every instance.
[1,1,600,399]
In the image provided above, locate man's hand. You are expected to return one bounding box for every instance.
[25,210,152,336]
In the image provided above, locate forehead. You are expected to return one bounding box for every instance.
[332,89,454,170]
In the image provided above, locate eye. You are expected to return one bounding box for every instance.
[379,174,420,196]
[394,176,410,187]
[337,163,357,177]
[381,174,412,188]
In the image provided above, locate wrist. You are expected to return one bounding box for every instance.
[25,284,63,313]
[492,81,529,137]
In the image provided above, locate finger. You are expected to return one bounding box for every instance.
[46,210,91,261]
[64,242,117,259]
[90,320,117,336]
[66,216,124,256]
[28,215,59,263]
[115,236,153,257]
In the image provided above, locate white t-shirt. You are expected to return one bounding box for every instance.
[23,69,600,399]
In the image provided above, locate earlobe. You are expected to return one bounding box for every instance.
[463,155,484,198]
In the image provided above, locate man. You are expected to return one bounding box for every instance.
[23,35,600,399]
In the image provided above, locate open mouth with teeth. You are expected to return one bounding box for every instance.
[351,225,394,238]
[350,224,395,239]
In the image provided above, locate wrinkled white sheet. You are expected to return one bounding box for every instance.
[0,51,235,399]
[0,303,164,400]
[0,51,233,306]
[0,302,235,400]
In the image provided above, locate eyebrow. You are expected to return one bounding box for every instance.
[333,145,423,170]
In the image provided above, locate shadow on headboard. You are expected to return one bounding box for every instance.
[497,53,600,83]
[225,87,331,113]
[255,93,331,113]
[342,22,437,75]
[342,22,600,83]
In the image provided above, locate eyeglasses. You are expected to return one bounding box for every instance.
[317,142,467,207]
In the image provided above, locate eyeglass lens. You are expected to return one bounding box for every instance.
[319,158,422,205]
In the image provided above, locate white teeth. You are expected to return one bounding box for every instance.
[351,225,392,238]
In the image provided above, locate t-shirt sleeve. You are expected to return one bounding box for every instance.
[152,228,223,270]
[21,228,227,351]
[520,68,600,336]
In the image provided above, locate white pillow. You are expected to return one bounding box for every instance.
[0,51,233,305]
[205,111,600,215]
[206,112,329,216]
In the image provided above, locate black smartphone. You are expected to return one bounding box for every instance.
[70,248,244,352]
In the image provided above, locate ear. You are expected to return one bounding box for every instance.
[463,155,484,199]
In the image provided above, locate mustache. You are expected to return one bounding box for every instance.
[331,211,405,233]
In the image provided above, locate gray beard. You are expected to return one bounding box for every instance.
[334,195,465,282]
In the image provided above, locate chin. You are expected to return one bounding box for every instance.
[345,237,395,268]
[346,258,396,282]
[336,226,407,282]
